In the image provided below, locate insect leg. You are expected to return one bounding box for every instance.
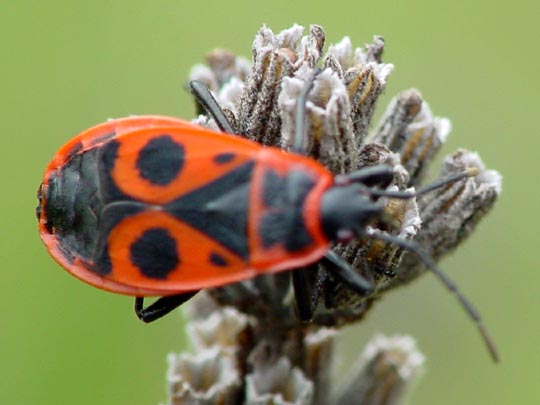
[291,265,317,322]
[292,67,322,155]
[188,80,235,134]
[366,229,499,363]
[135,291,200,323]
[321,250,373,296]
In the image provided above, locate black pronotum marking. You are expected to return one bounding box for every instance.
[209,251,228,267]
[259,168,315,252]
[213,152,236,164]
[136,135,185,186]
[130,228,179,279]
[262,168,286,208]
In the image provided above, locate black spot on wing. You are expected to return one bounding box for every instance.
[137,135,185,185]
[213,152,236,164]
[209,251,228,267]
[130,228,179,279]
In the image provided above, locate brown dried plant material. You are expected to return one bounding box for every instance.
[334,335,425,405]
[165,24,501,405]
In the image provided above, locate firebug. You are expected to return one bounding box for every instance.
[36,71,498,362]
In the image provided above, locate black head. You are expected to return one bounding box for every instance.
[320,183,384,241]
[320,171,500,363]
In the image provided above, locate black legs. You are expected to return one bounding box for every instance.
[291,265,316,322]
[292,251,373,323]
[135,291,200,323]
[188,81,234,134]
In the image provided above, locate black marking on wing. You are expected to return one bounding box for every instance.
[136,135,185,186]
[209,251,229,267]
[97,139,133,204]
[166,161,254,260]
[93,201,146,276]
[213,152,236,165]
[130,228,179,279]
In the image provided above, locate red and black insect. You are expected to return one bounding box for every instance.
[36,72,498,361]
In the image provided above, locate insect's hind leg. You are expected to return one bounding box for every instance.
[135,291,200,323]
[291,265,318,323]
[188,80,235,134]
[320,250,373,296]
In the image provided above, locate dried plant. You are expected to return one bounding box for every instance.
[164,24,501,404]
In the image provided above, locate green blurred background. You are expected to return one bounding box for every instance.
[2,1,538,403]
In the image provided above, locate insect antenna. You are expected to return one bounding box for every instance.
[413,167,480,196]
[366,228,499,363]
[349,167,480,200]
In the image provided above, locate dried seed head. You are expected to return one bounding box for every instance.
[174,23,502,404]
[371,89,451,185]
[187,306,250,352]
[187,23,501,328]
[324,35,393,143]
[235,24,325,145]
[189,49,250,96]
[167,347,242,404]
[246,342,314,404]
[333,334,425,405]
[279,67,356,173]
[304,328,337,404]
[395,149,502,285]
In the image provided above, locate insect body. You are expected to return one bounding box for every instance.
[37,77,497,362]
[37,115,357,294]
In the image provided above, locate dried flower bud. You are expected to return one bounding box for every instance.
[235,25,324,145]
[324,36,393,143]
[395,149,502,285]
[279,67,356,173]
[333,334,425,405]
[371,89,450,185]
[187,306,250,352]
[172,23,502,405]
[246,342,314,404]
[304,328,337,404]
[167,347,242,405]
